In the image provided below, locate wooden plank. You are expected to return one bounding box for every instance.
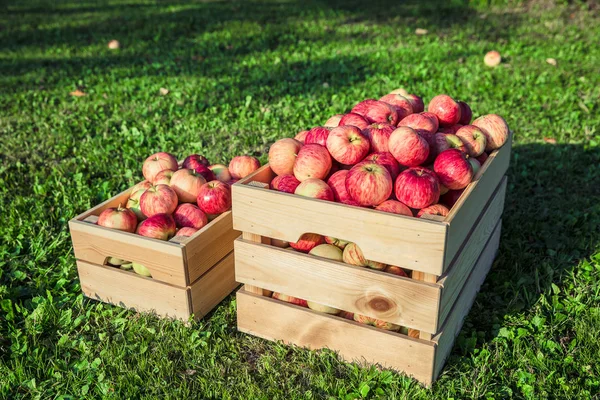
[443,134,511,271]
[232,176,448,275]
[236,164,275,185]
[183,211,239,284]
[69,220,187,287]
[437,178,507,326]
[432,221,502,380]
[234,239,441,332]
[189,252,238,318]
[237,289,437,385]
[77,260,191,320]
[241,232,270,296]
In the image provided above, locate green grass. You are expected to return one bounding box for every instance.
[1,0,599,398]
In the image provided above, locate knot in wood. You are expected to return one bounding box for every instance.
[368,296,394,312]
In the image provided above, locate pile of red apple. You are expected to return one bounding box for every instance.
[268,89,509,216]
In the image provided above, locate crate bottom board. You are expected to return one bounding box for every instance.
[236,222,501,386]
[77,251,238,321]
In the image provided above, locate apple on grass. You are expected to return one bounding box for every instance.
[379,94,414,120]
[324,114,344,128]
[472,114,509,151]
[388,126,430,167]
[456,125,487,157]
[326,125,370,165]
[364,152,401,180]
[209,164,232,183]
[354,314,400,331]
[132,262,152,277]
[343,242,386,270]
[433,149,474,190]
[417,204,450,218]
[397,113,438,135]
[197,180,231,215]
[351,99,399,125]
[272,292,308,308]
[293,144,332,181]
[268,138,303,176]
[289,233,325,253]
[294,130,309,143]
[229,156,261,179]
[361,123,394,153]
[384,265,410,277]
[345,162,393,206]
[140,184,178,217]
[136,213,176,241]
[294,178,334,201]
[309,244,343,261]
[173,203,208,230]
[307,301,341,315]
[325,236,350,249]
[182,154,209,170]
[270,174,301,194]
[458,101,472,125]
[395,167,440,209]
[126,189,147,221]
[304,126,331,147]
[374,200,412,216]
[170,168,207,203]
[339,112,370,130]
[142,152,178,183]
[153,169,174,185]
[427,94,462,127]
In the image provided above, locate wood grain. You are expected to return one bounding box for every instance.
[240,232,269,296]
[190,252,238,317]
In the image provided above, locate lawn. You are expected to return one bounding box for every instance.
[1,0,599,398]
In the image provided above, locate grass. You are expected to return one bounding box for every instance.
[1,0,599,398]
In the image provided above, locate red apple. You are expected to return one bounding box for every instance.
[153,170,174,186]
[472,114,509,151]
[395,167,440,209]
[140,184,178,217]
[379,94,413,120]
[390,88,409,96]
[209,164,232,183]
[271,239,289,248]
[342,242,386,270]
[175,227,198,237]
[326,125,370,165]
[293,144,332,181]
[173,203,208,230]
[304,126,331,147]
[384,265,410,277]
[353,314,400,331]
[325,236,350,249]
[438,124,463,134]
[397,113,438,135]
[339,112,370,130]
[289,233,325,253]
[294,178,334,201]
[126,189,146,221]
[191,164,216,182]
[339,311,355,320]
[142,152,178,183]
[345,162,393,206]
[431,133,466,159]
[405,94,425,113]
[427,95,461,127]
[456,125,487,157]
[182,154,209,170]
[484,50,502,67]
[476,152,489,165]
[362,123,394,153]
[309,244,343,261]
[434,149,474,190]
[97,206,137,232]
[327,170,354,204]
[294,130,309,143]
[324,114,344,128]
[197,180,232,215]
[170,168,207,203]
[272,292,308,308]
[268,138,303,176]
[307,301,340,315]
[374,200,412,216]
[351,99,399,125]
[440,184,449,195]
[468,158,481,175]
[130,180,152,195]
[270,174,301,194]
[458,101,472,125]
[363,152,401,180]
[136,213,176,240]
[388,126,430,167]
[417,204,450,218]
[229,156,261,179]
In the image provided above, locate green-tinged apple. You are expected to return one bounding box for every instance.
[354,313,400,331]
[342,242,386,270]
[126,189,147,221]
[209,164,232,183]
[307,301,341,315]
[132,262,152,277]
[309,244,343,261]
[170,168,207,203]
[142,152,178,183]
[325,236,350,249]
[153,169,174,185]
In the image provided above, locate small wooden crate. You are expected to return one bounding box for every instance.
[231,135,511,385]
[69,185,241,321]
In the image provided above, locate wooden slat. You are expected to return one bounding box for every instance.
[69,220,187,286]
[183,211,239,284]
[189,252,238,318]
[432,221,502,380]
[237,164,275,185]
[235,239,441,332]
[437,178,507,326]
[77,260,191,320]
[241,232,270,296]
[237,289,437,385]
[443,134,512,271]
[232,176,448,275]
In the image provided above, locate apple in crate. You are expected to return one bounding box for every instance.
[130,180,152,195]
[324,114,343,128]
[456,125,487,157]
[428,95,462,127]
[307,301,341,315]
[343,242,386,270]
[97,206,137,233]
[405,94,424,113]
[268,138,303,176]
[136,213,176,240]
[132,262,152,277]
[140,184,178,217]
[434,149,474,190]
[468,158,481,175]
[170,168,207,203]
[362,123,394,153]
[472,114,509,151]
[126,189,146,221]
[325,236,350,250]
[379,94,414,120]
[175,227,199,237]
[154,170,174,185]
[191,164,216,182]
[326,125,370,165]
[438,125,463,135]
[351,99,399,125]
[458,101,472,125]
[384,265,410,277]
[197,180,232,214]
[339,113,369,130]
[142,152,178,183]
[339,311,355,320]
[364,152,401,180]
[293,144,332,181]
[289,233,325,253]
[374,200,412,216]
[397,113,438,135]
[395,167,440,209]
[304,126,331,147]
[271,174,301,194]
[345,162,392,207]
[272,292,308,308]
[182,154,210,170]
[173,203,208,230]
[327,170,357,205]
[441,189,465,209]
[432,133,465,158]
[294,178,334,201]
[417,204,450,218]
[294,130,309,143]
[309,244,343,261]
[106,257,128,266]
[476,152,489,165]
[354,314,400,331]
[229,156,260,179]
[388,127,430,167]
[209,164,232,183]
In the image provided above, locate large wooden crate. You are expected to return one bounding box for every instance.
[231,135,511,385]
[69,184,241,321]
